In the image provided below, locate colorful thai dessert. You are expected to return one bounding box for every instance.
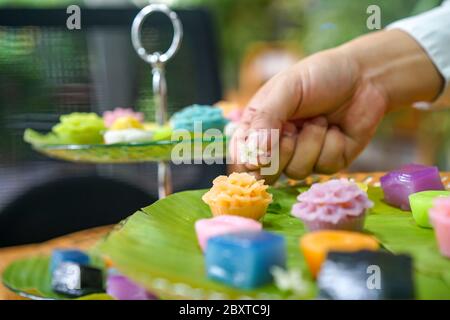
[170,104,228,133]
[50,249,90,273]
[143,123,173,140]
[202,172,273,220]
[106,274,156,300]
[380,164,445,211]
[205,231,286,289]
[195,215,262,251]
[52,113,105,144]
[300,231,379,278]
[291,179,373,231]
[103,107,144,128]
[24,107,174,147]
[409,190,450,228]
[318,250,414,300]
[51,262,104,297]
[429,197,450,258]
[103,116,153,144]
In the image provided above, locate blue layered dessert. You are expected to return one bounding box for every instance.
[50,249,90,273]
[205,231,286,289]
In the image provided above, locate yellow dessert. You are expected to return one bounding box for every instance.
[300,231,380,278]
[202,172,273,220]
[110,116,144,130]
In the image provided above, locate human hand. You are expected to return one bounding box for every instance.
[230,30,443,183]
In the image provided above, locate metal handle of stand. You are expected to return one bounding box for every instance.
[131,3,183,198]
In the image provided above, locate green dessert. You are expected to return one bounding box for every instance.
[409,190,450,228]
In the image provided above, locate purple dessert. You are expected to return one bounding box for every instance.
[380,164,445,211]
[106,274,157,300]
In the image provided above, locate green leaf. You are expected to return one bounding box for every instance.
[24,128,228,163]
[98,186,450,299]
[4,184,450,299]
[76,294,114,300]
[2,255,108,300]
[2,256,67,300]
[24,129,60,146]
[364,187,450,294]
[98,190,315,300]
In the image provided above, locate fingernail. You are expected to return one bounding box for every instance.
[282,123,298,137]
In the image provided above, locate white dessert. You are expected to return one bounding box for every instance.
[104,129,153,144]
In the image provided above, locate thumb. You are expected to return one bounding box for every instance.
[230,70,303,167]
[241,70,302,130]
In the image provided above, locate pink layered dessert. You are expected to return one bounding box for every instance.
[291,179,373,232]
[103,107,144,128]
[380,164,445,211]
[429,197,450,258]
[195,215,262,251]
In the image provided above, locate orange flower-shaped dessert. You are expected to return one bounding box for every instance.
[202,172,273,220]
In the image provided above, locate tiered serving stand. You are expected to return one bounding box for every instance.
[26,3,226,199]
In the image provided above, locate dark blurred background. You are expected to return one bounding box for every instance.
[0,0,449,246]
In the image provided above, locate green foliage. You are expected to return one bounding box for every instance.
[301,0,421,54]
[4,184,450,299]
[2,254,111,300]
[24,128,228,163]
[98,185,450,299]
[0,0,80,7]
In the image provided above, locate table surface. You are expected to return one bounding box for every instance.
[1,172,449,300]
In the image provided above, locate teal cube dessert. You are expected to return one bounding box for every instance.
[205,231,286,289]
[50,249,90,273]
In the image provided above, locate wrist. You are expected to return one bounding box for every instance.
[339,29,444,112]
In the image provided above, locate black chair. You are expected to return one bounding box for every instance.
[0,175,154,247]
[0,7,225,246]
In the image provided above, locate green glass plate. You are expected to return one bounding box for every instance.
[4,180,450,300]
[2,255,113,300]
[24,128,228,163]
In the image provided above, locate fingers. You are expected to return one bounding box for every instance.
[261,122,298,185]
[230,69,303,167]
[284,117,328,180]
[314,126,346,174]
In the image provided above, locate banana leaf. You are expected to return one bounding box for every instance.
[98,186,450,299]
[2,256,112,300]
[24,128,227,163]
[4,184,450,299]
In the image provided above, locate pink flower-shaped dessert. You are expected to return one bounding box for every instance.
[429,197,450,258]
[292,179,373,231]
[195,215,262,251]
[103,107,144,128]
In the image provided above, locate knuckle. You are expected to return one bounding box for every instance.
[285,165,310,180]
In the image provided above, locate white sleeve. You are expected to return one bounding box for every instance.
[387,0,450,110]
